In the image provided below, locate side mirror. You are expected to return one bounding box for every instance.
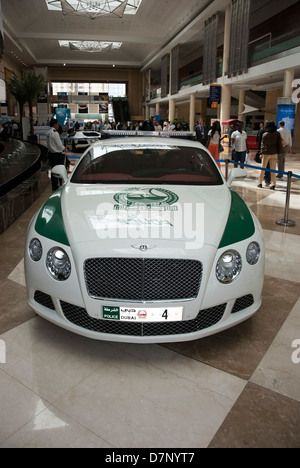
[227,168,247,186]
[51,165,68,184]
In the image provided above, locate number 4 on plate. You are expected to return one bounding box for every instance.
[162,310,168,320]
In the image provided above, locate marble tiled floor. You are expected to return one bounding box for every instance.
[0,153,300,448]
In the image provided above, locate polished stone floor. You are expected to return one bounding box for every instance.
[0,153,300,448]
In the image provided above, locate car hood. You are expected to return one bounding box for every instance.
[62,184,231,249]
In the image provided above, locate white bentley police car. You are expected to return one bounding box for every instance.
[25,137,264,343]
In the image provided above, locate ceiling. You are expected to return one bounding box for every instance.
[1,0,216,72]
[1,0,300,98]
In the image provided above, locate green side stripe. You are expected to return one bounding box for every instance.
[219,190,255,249]
[35,187,70,246]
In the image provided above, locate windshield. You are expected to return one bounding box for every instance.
[71,144,223,185]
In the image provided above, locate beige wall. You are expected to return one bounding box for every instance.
[1,58,143,121]
[0,55,22,79]
[293,103,300,151]
[168,99,208,126]
[264,89,282,122]
[0,56,23,118]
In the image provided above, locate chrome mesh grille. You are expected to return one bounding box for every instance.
[84,258,203,302]
[61,301,226,337]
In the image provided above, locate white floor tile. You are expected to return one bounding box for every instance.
[0,317,126,403]
[53,344,246,448]
[0,318,247,448]
[263,230,300,283]
[251,298,300,402]
[258,191,300,210]
[1,406,112,448]
[0,370,48,445]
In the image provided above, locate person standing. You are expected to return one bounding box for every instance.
[256,123,264,145]
[47,118,67,191]
[207,121,224,169]
[277,121,293,178]
[257,120,271,186]
[231,122,249,168]
[257,121,283,191]
[163,120,170,131]
[195,118,207,146]
[228,123,236,148]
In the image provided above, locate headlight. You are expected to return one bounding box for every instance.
[46,247,71,281]
[29,238,43,262]
[246,242,261,265]
[216,250,242,284]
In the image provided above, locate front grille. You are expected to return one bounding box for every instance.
[232,294,254,314]
[61,301,226,337]
[34,291,55,310]
[84,258,203,302]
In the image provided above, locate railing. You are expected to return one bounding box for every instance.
[146,28,300,102]
[249,28,300,64]
[220,159,300,227]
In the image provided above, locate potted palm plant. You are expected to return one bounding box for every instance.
[23,72,47,141]
[6,71,47,141]
[5,73,27,140]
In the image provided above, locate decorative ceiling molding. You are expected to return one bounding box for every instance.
[47,0,140,19]
[60,40,122,53]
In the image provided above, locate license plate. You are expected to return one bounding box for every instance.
[103,306,183,322]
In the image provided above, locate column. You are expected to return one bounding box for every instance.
[169,98,175,123]
[169,53,172,98]
[220,5,232,126]
[222,4,231,79]
[220,84,232,126]
[283,68,295,98]
[34,66,49,125]
[238,89,246,123]
[189,93,196,131]
[145,105,150,120]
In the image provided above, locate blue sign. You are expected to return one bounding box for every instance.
[209,85,221,106]
[55,108,71,127]
[276,105,296,136]
[155,114,162,124]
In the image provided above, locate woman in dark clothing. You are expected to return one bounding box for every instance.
[257,122,271,186]
[257,121,282,191]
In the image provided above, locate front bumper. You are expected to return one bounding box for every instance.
[25,237,264,344]
[28,290,260,343]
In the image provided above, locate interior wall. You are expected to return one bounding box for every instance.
[0,56,23,118]
[264,88,282,122]
[0,55,22,79]
[171,100,208,126]
[48,67,143,119]
[293,103,300,151]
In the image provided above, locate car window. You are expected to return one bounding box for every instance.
[71,145,223,185]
